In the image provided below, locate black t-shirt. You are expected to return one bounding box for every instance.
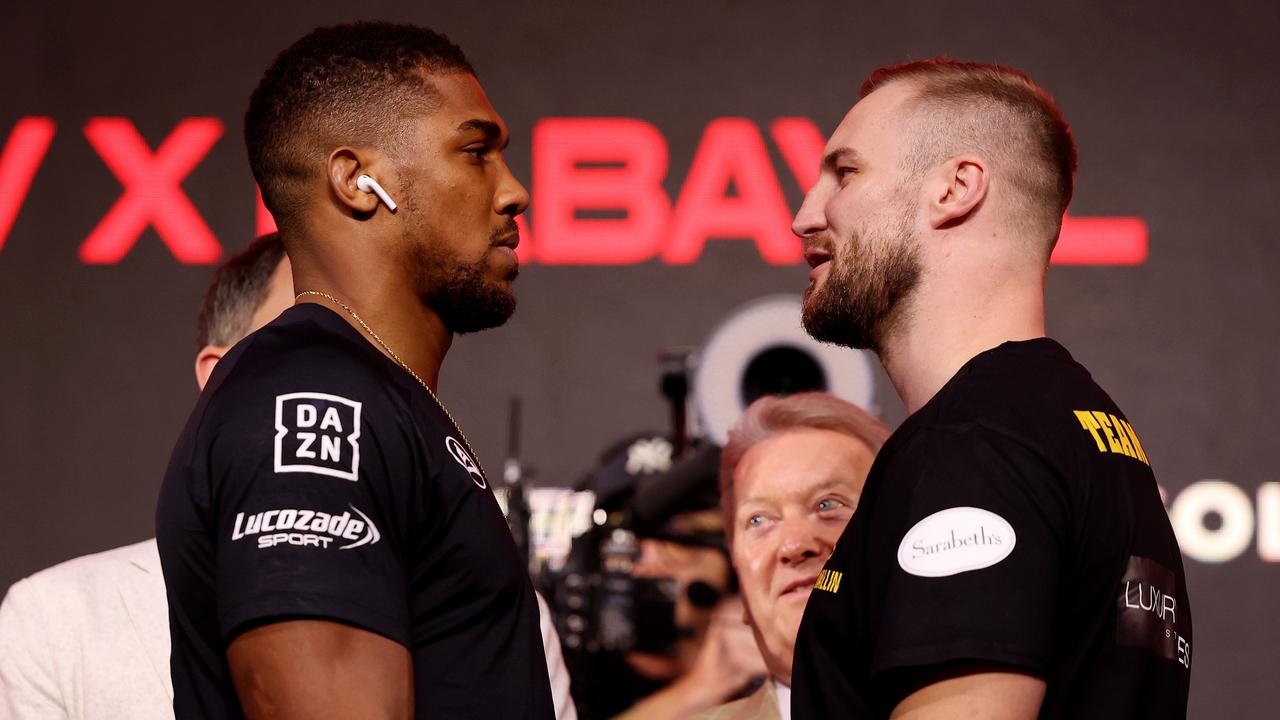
[791,339,1192,718]
[156,304,554,719]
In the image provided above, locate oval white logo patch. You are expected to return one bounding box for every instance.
[445,436,486,489]
[897,506,1016,578]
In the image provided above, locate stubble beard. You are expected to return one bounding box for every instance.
[801,206,922,354]
[409,216,520,335]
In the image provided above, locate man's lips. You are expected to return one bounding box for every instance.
[803,246,831,269]
[493,232,520,250]
[781,575,819,597]
[806,247,832,283]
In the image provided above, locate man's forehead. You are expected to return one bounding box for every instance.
[427,72,509,140]
[824,82,915,160]
[735,432,869,502]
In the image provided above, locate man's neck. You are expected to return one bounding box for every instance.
[293,265,452,392]
[880,274,1046,414]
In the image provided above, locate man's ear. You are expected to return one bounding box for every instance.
[327,147,383,215]
[926,155,988,229]
[195,345,229,391]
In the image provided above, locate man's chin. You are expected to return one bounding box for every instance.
[434,286,516,335]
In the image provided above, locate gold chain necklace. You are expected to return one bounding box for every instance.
[294,290,487,481]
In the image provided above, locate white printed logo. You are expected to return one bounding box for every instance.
[625,437,674,475]
[231,504,381,550]
[445,436,486,489]
[274,392,362,481]
[897,506,1016,577]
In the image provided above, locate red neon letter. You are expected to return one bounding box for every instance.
[532,118,670,265]
[0,118,56,253]
[770,117,826,192]
[80,117,223,264]
[1052,216,1148,265]
[255,186,278,237]
[664,119,801,265]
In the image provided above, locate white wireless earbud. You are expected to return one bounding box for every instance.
[356,174,398,212]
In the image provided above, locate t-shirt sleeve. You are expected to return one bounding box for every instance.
[866,423,1070,685]
[206,373,417,647]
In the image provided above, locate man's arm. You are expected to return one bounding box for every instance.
[889,666,1045,719]
[227,620,412,720]
[614,597,766,719]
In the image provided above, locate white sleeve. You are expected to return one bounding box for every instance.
[536,591,577,720]
[0,579,70,720]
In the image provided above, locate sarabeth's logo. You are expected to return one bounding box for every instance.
[897,506,1016,578]
[445,436,486,489]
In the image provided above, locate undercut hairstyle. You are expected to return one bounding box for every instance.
[195,233,286,349]
[719,392,891,534]
[245,22,475,229]
[862,58,1078,251]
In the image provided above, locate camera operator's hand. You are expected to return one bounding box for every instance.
[614,597,767,719]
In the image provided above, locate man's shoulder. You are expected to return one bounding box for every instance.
[898,338,1110,458]
[203,306,409,426]
[2,539,160,626]
[8,539,158,595]
[223,305,393,386]
[944,338,1103,412]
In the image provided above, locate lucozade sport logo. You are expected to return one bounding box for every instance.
[231,505,381,550]
[0,116,1148,267]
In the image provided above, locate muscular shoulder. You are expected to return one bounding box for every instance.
[213,305,400,400]
[197,305,414,448]
[895,339,1115,473]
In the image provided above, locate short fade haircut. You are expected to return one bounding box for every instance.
[719,392,891,535]
[862,58,1077,251]
[245,22,475,229]
[195,233,286,349]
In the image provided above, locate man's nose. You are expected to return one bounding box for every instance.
[495,160,530,217]
[792,185,829,239]
[777,521,824,566]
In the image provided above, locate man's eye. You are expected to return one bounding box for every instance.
[465,146,488,159]
[747,514,766,528]
[817,498,845,512]
[836,167,856,180]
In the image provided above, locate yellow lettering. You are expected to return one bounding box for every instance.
[1073,410,1106,452]
[1092,411,1122,454]
[1110,414,1136,458]
[814,569,843,594]
[1120,419,1150,466]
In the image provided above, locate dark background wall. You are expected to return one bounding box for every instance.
[1,1,1275,715]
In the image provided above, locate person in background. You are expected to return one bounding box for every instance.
[693,393,888,720]
[0,234,291,720]
[565,435,757,720]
